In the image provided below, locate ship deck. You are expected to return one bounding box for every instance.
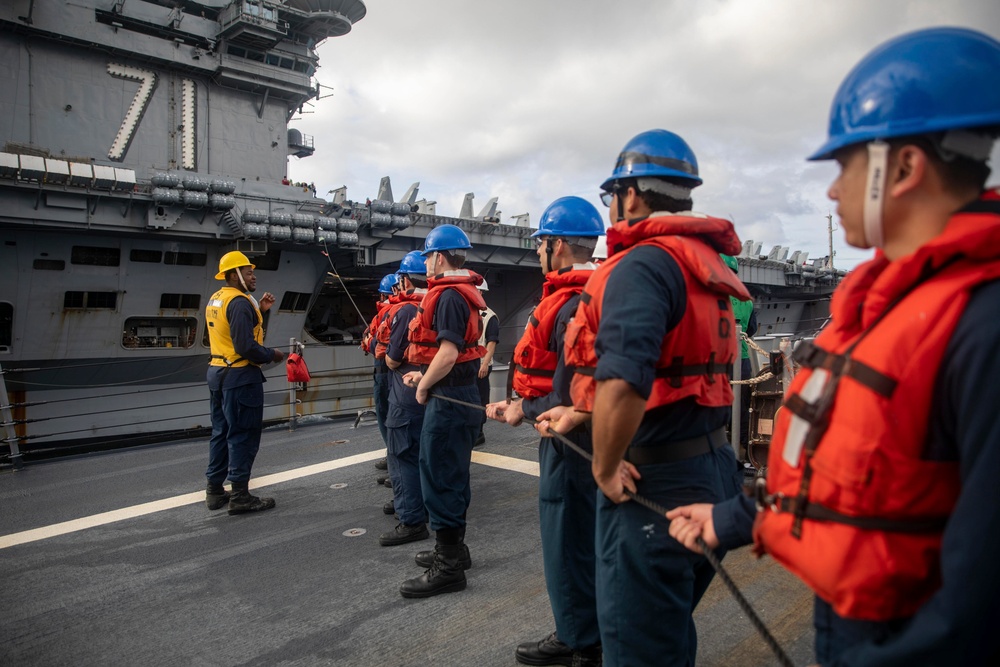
[0,414,815,666]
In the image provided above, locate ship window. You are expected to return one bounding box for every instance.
[160,294,202,309]
[131,249,163,263]
[64,291,118,309]
[33,259,65,270]
[71,246,120,266]
[266,53,279,66]
[228,45,247,58]
[0,302,11,352]
[122,317,198,349]
[164,251,207,266]
[279,292,311,312]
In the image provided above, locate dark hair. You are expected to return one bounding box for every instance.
[556,236,598,262]
[441,250,466,269]
[619,178,693,213]
[892,135,992,193]
[404,273,428,287]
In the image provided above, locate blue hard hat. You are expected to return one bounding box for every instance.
[808,27,1000,161]
[378,273,398,294]
[531,197,606,238]
[397,250,427,275]
[601,129,702,191]
[421,224,472,255]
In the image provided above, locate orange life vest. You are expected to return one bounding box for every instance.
[375,288,425,359]
[406,270,486,366]
[754,190,1000,621]
[363,300,390,355]
[373,297,398,358]
[511,264,596,400]
[565,213,749,412]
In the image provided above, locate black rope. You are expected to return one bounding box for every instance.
[418,387,795,667]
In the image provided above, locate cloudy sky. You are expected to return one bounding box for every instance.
[286,0,1000,270]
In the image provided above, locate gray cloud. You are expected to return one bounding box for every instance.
[288,0,1000,268]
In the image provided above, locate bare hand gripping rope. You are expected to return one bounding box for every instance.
[416,387,795,667]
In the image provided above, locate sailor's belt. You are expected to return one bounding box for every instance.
[624,427,728,465]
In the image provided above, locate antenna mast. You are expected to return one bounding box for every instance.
[827,213,836,270]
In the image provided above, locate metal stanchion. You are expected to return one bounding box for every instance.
[0,364,24,469]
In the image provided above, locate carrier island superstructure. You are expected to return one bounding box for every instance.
[0,1,844,464]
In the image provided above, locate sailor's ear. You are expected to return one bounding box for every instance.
[888,144,927,198]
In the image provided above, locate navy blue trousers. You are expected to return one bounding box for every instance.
[206,383,264,486]
[386,406,427,526]
[813,596,910,665]
[539,436,600,649]
[373,366,390,447]
[596,443,742,667]
[418,385,480,531]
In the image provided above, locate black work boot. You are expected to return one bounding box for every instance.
[383,500,395,515]
[515,631,602,667]
[414,543,472,570]
[379,522,429,546]
[400,542,467,598]
[374,457,388,471]
[205,484,230,511]
[227,482,275,515]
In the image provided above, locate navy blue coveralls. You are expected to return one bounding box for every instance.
[206,296,278,486]
[592,246,742,667]
[712,279,1000,667]
[385,302,427,527]
[419,289,481,537]
[519,293,600,651]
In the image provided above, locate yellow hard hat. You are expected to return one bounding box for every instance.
[215,251,254,280]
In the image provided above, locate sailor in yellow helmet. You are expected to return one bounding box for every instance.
[204,251,284,514]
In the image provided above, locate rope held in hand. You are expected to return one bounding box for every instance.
[416,387,795,667]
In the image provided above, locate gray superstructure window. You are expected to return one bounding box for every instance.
[64,291,118,309]
[33,259,65,270]
[131,249,163,263]
[71,246,120,266]
[164,251,207,266]
[279,292,311,312]
[160,294,202,309]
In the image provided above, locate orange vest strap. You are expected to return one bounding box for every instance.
[794,340,897,398]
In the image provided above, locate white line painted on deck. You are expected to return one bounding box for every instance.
[0,448,539,550]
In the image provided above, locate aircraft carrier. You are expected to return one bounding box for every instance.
[0,5,844,664]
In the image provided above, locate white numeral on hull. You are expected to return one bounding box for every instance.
[107,63,198,169]
[107,63,158,162]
